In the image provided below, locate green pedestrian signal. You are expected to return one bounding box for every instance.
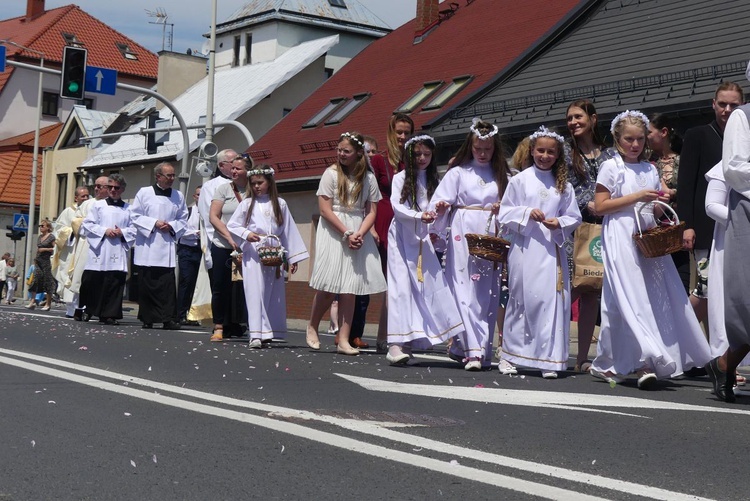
[60,46,87,100]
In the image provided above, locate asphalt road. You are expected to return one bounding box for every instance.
[1,305,748,501]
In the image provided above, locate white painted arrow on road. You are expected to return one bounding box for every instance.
[337,373,750,418]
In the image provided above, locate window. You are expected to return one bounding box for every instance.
[62,32,84,47]
[116,43,138,60]
[395,81,443,113]
[56,175,68,215]
[83,97,94,109]
[325,93,370,125]
[245,33,252,65]
[302,97,347,128]
[329,0,347,8]
[233,36,241,67]
[324,67,334,79]
[282,108,292,117]
[42,92,59,116]
[422,75,473,111]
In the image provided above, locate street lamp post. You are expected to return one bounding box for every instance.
[0,40,44,297]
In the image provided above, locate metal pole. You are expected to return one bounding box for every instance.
[205,0,217,142]
[24,55,43,298]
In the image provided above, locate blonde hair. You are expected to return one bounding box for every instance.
[612,115,650,162]
[511,137,532,171]
[337,132,369,207]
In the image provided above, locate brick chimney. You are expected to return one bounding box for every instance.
[415,0,440,34]
[25,0,45,22]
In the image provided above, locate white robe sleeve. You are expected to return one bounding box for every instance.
[391,173,428,238]
[705,178,729,227]
[497,176,534,236]
[169,194,189,240]
[129,189,157,237]
[279,201,309,265]
[227,198,252,242]
[551,184,582,246]
[82,202,107,251]
[429,168,460,234]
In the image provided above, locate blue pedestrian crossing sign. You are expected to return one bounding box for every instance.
[12,213,29,232]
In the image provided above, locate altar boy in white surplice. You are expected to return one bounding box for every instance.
[129,162,188,330]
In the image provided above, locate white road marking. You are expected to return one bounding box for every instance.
[337,373,750,417]
[0,348,718,501]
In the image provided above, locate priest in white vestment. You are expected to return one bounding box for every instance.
[53,186,89,317]
[129,162,188,330]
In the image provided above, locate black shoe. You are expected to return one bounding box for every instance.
[162,321,181,330]
[181,319,200,327]
[706,358,736,403]
[142,323,153,329]
[83,312,92,322]
[73,309,83,321]
[684,366,708,378]
[101,318,119,326]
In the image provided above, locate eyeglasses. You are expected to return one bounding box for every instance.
[107,185,123,191]
[95,184,106,189]
[157,173,176,179]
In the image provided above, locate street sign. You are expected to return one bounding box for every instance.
[85,65,117,95]
[12,213,29,232]
[0,46,5,73]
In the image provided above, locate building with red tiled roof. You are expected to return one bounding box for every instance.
[247,0,583,183]
[0,0,159,141]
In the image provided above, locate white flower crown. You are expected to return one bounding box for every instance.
[404,134,436,151]
[247,167,275,177]
[528,125,564,144]
[470,117,499,140]
[340,132,363,148]
[610,110,650,134]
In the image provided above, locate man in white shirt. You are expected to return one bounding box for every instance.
[129,162,188,330]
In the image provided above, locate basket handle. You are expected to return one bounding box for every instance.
[259,234,281,247]
[634,200,680,237]
[484,212,499,237]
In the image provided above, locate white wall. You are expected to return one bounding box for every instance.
[0,65,154,141]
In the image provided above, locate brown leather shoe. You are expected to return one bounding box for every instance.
[351,337,369,349]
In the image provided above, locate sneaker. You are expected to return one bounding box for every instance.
[498,359,518,375]
[637,371,657,390]
[542,370,558,379]
[464,359,482,371]
[248,338,262,349]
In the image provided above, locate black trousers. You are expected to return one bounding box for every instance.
[80,270,126,319]
[137,266,177,324]
[350,294,369,342]
[210,245,246,326]
[177,244,202,321]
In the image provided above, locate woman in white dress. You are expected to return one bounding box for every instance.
[386,135,464,365]
[590,110,711,389]
[227,165,309,348]
[498,127,582,379]
[430,119,512,371]
[306,132,387,355]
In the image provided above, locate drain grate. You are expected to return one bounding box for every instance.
[313,410,464,427]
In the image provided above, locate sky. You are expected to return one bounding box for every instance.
[6,0,418,54]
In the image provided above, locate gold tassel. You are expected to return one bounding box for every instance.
[417,239,424,283]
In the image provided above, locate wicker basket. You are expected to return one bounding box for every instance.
[632,201,685,258]
[466,213,510,263]
[257,235,284,267]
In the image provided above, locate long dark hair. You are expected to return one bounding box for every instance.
[450,119,510,198]
[400,137,439,209]
[528,132,569,194]
[566,100,606,180]
[245,164,283,227]
[649,113,683,155]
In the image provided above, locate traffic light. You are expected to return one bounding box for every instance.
[60,46,87,100]
[146,111,164,154]
[5,225,24,241]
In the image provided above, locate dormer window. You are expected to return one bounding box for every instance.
[116,42,138,61]
[62,32,84,47]
[422,75,473,111]
[329,0,347,8]
[325,93,370,125]
[303,97,347,128]
[395,81,443,114]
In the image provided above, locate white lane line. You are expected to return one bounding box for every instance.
[0,348,717,501]
[0,354,607,501]
[337,373,750,416]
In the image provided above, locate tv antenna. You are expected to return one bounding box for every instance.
[145,8,174,51]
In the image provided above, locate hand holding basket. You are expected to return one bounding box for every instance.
[632,200,685,258]
[465,212,510,263]
[257,234,285,267]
